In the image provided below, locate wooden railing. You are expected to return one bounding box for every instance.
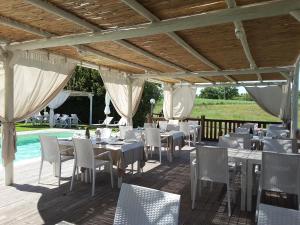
[152,115,282,141]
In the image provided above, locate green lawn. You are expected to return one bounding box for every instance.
[15,123,89,132]
[154,98,296,123]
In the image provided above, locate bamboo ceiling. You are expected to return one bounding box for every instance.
[0,0,299,84]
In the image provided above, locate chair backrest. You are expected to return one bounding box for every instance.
[218,136,243,149]
[145,128,161,148]
[103,116,113,125]
[144,123,155,129]
[101,128,112,139]
[187,120,198,126]
[118,117,127,126]
[168,119,179,125]
[166,123,179,131]
[179,122,190,136]
[235,127,249,134]
[158,121,168,131]
[266,129,289,138]
[40,135,60,163]
[268,124,286,130]
[119,126,133,139]
[113,183,180,225]
[54,114,61,120]
[124,130,137,141]
[263,139,297,153]
[196,146,229,184]
[229,133,251,149]
[261,152,300,195]
[72,138,94,169]
[241,123,257,130]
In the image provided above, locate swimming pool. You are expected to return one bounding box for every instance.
[0,130,75,164]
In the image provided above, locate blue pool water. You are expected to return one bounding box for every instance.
[0,131,74,164]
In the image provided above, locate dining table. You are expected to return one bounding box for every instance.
[58,138,146,188]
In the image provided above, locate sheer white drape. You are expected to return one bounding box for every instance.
[0,51,76,166]
[48,90,71,127]
[245,82,291,122]
[100,69,144,125]
[163,85,197,119]
[104,91,111,115]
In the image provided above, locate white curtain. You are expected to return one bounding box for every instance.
[48,90,71,127]
[100,69,144,125]
[163,85,197,120]
[0,50,76,166]
[245,82,291,122]
[104,91,111,115]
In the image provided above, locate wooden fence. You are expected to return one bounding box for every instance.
[152,115,281,141]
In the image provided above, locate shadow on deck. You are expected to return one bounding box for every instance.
[0,145,254,225]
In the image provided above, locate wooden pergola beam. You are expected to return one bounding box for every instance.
[0,14,159,72]
[179,81,287,88]
[0,16,52,37]
[25,0,190,74]
[131,66,292,79]
[226,0,262,82]
[290,10,300,22]
[8,0,300,51]
[121,0,234,83]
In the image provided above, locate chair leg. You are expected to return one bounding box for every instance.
[157,147,161,163]
[38,159,43,183]
[227,182,231,216]
[58,161,62,187]
[255,185,262,222]
[110,163,114,188]
[70,160,77,192]
[92,168,96,196]
[192,167,198,209]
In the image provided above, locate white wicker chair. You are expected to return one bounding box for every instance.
[70,138,114,196]
[218,136,244,149]
[113,183,181,225]
[263,139,297,153]
[229,133,252,149]
[266,129,290,138]
[38,135,73,186]
[235,127,249,134]
[145,128,162,163]
[191,146,232,216]
[256,152,300,220]
[144,123,155,128]
[119,125,133,139]
[179,122,193,146]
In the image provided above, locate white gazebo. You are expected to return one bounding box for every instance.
[48,90,94,127]
[0,0,299,186]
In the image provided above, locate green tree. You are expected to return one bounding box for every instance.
[57,66,107,124]
[133,82,162,126]
[200,86,239,100]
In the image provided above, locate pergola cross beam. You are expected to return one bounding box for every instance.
[121,0,235,83]
[25,0,191,75]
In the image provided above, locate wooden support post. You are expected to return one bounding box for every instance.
[89,94,93,125]
[169,85,174,119]
[291,59,299,138]
[2,51,14,185]
[200,115,205,140]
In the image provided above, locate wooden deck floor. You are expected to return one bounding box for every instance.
[0,146,255,225]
